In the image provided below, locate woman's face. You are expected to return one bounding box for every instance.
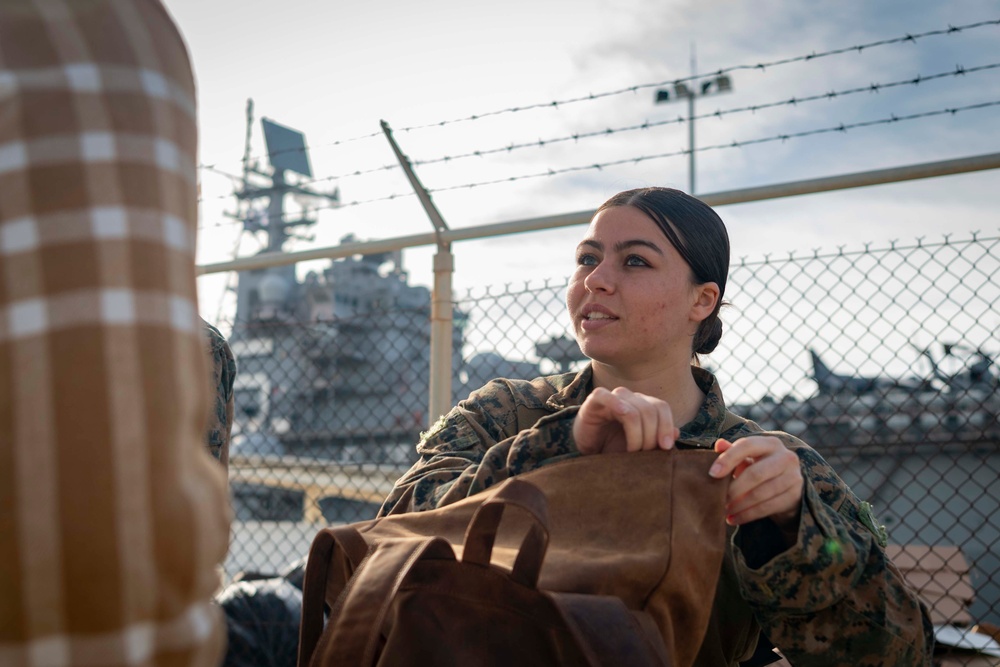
[566,205,716,371]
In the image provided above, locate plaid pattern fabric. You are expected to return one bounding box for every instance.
[0,2,230,666]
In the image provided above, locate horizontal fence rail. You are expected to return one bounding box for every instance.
[197,152,1000,276]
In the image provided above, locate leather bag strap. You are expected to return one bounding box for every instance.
[461,478,550,587]
[298,525,375,667]
[326,524,371,566]
[310,537,455,667]
[551,592,669,667]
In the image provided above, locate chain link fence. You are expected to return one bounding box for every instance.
[210,232,1000,642]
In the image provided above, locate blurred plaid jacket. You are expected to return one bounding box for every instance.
[0,2,231,665]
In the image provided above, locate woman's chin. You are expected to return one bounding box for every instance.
[578,345,617,367]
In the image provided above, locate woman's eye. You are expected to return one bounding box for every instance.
[625,255,649,267]
[577,253,598,266]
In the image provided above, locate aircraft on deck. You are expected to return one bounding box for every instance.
[808,348,932,396]
[917,344,998,394]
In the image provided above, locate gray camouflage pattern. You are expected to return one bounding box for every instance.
[379,364,933,666]
[202,320,236,469]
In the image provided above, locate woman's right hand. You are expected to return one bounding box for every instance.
[573,386,679,455]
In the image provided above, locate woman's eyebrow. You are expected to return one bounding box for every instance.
[577,239,664,255]
[614,239,664,255]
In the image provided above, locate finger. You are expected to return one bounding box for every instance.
[727,465,801,519]
[727,452,803,526]
[622,394,651,452]
[727,448,799,501]
[630,393,669,452]
[709,436,784,478]
[715,438,750,475]
[732,457,754,479]
[727,476,803,526]
[610,395,646,453]
[652,398,676,450]
[574,388,625,454]
[714,437,734,454]
[576,387,613,424]
[610,387,659,452]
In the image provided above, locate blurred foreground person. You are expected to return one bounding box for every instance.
[0,2,230,665]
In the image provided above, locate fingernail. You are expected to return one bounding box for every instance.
[709,462,723,477]
[660,436,674,450]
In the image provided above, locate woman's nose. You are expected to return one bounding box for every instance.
[583,261,614,293]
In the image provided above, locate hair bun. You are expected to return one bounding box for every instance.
[695,317,723,355]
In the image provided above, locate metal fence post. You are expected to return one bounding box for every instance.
[380,120,455,427]
[431,247,454,424]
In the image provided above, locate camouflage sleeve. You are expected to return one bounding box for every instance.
[202,321,237,470]
[731,434,934,666]
[378,380,581,516]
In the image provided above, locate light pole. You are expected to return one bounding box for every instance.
[655,49,732,194]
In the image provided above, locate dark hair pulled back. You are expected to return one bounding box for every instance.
[597,187,730,356]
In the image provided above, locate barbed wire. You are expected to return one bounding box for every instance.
[400,20,1000,131]
[427,99,1000,193]
[197,98,999,231]
[196,190,416,231]
[411,63,1000,167]
[199,61,1000,201]
[229,18,999,168]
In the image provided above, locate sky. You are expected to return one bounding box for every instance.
[162,0,1000,324]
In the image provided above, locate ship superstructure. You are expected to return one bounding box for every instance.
[224,110,537,484]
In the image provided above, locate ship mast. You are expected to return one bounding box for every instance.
[234,99,339,255]
[229,100,340,324]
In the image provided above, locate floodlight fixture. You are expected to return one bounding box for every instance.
[653,72,735,194]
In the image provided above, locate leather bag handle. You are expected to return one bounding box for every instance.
[461,478,550,587]
[311,536,621,667]
[298,525,377,667]
[310,537,454,667]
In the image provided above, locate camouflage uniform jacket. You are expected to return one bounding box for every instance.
[202,320,237,469]
[379,364,933,666]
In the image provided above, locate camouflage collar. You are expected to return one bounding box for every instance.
[543,363,729,449]
[543,364,594,410]
[678,366,729,449]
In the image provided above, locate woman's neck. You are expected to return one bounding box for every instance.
[590,358,707,429]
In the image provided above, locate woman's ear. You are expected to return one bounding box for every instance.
[690,282,720,323]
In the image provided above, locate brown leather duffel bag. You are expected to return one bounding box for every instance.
[298,449,731,667]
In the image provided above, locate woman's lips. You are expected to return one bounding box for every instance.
[579,305,618,330]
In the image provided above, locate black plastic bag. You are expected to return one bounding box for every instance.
[217,575,303,667]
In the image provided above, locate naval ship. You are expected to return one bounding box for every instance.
[223,114,544,522]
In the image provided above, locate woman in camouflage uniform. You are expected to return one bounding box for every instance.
[380,187,933,666]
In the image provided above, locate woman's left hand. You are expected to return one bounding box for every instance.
[710,436,804,529]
